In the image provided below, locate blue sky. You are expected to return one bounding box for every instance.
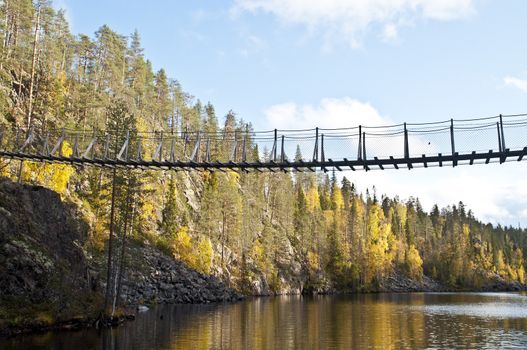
[58,0,527,226]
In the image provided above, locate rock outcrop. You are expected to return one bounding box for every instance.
[0,178,97,334]
[121,243,241,304]
[0,178,240,335]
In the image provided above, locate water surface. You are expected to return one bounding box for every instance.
[3,293,527,349]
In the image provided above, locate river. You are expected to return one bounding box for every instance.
[3,293,527,349]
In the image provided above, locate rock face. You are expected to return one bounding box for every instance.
[0,179,93,300]
[121,243,241,304]
[0,178,97,333]
[0,178,240,335]
[379,270,447,292]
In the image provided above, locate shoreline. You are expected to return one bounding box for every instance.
[3,286,527,338]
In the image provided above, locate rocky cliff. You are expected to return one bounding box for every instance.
[0,178,239,335]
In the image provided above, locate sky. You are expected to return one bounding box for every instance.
[57,0,527,227]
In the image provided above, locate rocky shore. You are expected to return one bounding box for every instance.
[0,179,240,336]
[1,178,525,337]
[120,243,241,305]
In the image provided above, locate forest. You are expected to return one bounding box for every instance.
[0,0,526,298]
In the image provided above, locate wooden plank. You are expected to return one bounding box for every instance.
[389,156,399,169]
[485,150,493,164]
[502,148,510,163]
[328,158,342,171]
[518,147,527,161]
[469,151,476,165]
[374,157,384,170]
[343,158,355,171]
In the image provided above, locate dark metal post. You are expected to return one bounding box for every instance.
[404,123,409,159]
[280,135,285,162]
[273,129,278,161]
[497,122,502,153]
[313,127,319,162]
[242,125,247,162]
[450,119,455,155]
[450,119,457,167]
[205,137,211,162]
[321,134,325,162]
[499,114,506,151]
[357,125,362,160]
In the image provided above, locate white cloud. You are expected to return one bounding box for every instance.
[264,97,388,129]
[232,0,476,46]
[504,76,527,93]
[261,97,527,227]
[382,23,399,42]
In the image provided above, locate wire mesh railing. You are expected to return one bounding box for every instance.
[0,113,526,171]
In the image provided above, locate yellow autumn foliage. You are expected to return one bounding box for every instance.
[406,244,423,280]
[22,141,75,195]
[307,251,320,273]
[172,226,196,267]
[196,237,213,274]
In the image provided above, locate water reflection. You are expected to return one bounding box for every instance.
[3,293,527,349]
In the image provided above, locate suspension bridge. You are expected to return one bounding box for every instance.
[1,113,527,172]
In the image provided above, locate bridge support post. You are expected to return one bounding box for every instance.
[312,127,319,162]
[82,130,97,159]
[357,125,362,160]
[190,131,201,162]
[280,135,285,163]
[117,131,130,161]
[496,122,503,153]
[404,123,412,169]
[230,131,238,162]
[450,119,457,167]
[169,137,176,162]
[273,129,277,162]
[153,131,164,162]
[73,134,80,158]
[500,114,506,151]
[205,137,211,162]
[242,128,247,162]
[499,114,506,163]
[41,132,49,156]
[50,129,65,157]
[362,131,368,171]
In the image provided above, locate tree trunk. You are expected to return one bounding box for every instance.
[104,167,118,314]
[112,174,133,315]
[27,1,41,129]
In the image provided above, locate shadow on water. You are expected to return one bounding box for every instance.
[3,293,527,349]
